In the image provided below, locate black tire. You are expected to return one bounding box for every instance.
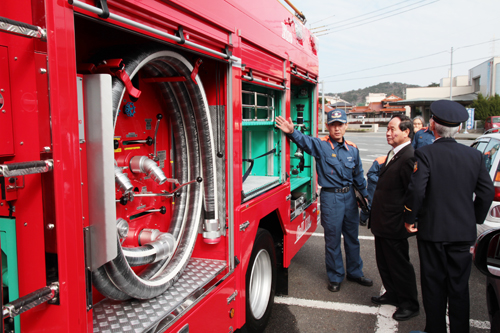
[245,228,277,333]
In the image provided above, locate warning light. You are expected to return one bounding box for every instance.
[229,308,235,318]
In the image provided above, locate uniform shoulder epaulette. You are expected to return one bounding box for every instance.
[375,156,387,164]
[345,140,358,149]
[320,136,330,142]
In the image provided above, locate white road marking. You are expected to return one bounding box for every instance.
[375,305,399,333]
[470,319,491,329]
[312,232,375,241]
[275,296,378,314]
[293,237,491,331]
[274,296,490,331]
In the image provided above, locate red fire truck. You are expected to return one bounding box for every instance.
[0,0,319,331]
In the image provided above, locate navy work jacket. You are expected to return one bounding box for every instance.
[288,130,368,197]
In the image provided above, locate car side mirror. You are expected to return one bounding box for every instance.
[474,228,500,278]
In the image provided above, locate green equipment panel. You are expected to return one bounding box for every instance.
[1,217,20,332]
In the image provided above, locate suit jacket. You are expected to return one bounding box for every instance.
[403,138,495,242]
[370,143,416,239]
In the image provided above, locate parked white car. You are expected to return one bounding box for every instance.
[471,133,500,232]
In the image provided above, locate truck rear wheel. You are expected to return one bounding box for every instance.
[245,228,277,332]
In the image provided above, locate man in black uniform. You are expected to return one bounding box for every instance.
[403,100,495,333]
[370,115,419,321]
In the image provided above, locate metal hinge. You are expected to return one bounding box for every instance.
[227,291,238,304]
[286,194,291,201]
[239,221,250,231]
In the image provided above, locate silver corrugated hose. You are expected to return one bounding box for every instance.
[92,49,217,300]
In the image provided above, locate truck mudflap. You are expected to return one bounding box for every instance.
[93,258,226,332]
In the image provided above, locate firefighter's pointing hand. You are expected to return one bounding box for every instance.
[275,116,295,134]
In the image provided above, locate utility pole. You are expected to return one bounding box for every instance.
[321,80,325,133]
[449,47,453,101]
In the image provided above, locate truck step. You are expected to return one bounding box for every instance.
[92,258,226,332]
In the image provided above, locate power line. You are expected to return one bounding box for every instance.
[317,0,439,37]
[455,38,500,51]
[320,38,500,79]
[310,0,418,27]
[322,56,492,83]
[310,14,336,27]
[313,0,430,30]
[321,51,449,79]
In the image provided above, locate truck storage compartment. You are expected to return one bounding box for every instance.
[289,78,316,219]
[241,83,282,201]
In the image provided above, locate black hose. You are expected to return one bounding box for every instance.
[92,266,130,301]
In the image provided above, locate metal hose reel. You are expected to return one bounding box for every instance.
[92,49,220,300]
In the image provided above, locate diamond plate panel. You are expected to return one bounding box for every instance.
[93,258,226,333]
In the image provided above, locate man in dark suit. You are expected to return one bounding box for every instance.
[370,115,419,321]
[404,100,495,333]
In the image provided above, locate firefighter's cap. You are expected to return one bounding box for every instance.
[430,100,469,127]
[327,109,347,124]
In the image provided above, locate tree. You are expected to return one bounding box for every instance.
[470,93,500,121]
[318,97,328,105]
[427,82,439,87]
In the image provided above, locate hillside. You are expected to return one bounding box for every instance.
[327,82,421,105]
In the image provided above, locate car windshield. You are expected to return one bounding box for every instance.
[482,139,500,171]
[472,140,490,153]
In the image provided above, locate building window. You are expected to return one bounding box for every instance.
[473,76,480,92]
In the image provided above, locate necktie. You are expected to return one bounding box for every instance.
[386,150,394,165]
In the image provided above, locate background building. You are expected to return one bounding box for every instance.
[391,57,500,126]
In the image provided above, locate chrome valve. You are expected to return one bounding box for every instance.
[130,156,167,185]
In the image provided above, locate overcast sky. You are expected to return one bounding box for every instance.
[282,0,500,95]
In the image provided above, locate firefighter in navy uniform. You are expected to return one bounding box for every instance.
[403,100,495,333]
[412,126,435,149]
[275,109,373,292]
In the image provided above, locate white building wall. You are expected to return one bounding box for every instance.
[440,77,450,87]
[403,57,498,106]
[496,63,500,95]
[439,75,468,87]
[454,76,469,86]
[365,93,386,105]
[469,57,500,96]
[406,86,474,99]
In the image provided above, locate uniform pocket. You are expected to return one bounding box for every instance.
[325,156,341,166]
[344,161,355,169]
[325,156,342,175]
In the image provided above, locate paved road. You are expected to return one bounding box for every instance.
[264,130,490,333]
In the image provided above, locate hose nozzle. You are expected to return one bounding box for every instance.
[130,156,167,185]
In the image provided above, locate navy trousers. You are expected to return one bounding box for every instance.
[321,189,364,283]
[418,239,473,333]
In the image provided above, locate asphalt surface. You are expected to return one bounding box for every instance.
[264,129,490,333]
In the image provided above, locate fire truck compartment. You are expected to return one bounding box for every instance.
[289,79,316,217]
[241,83,283,201]
[0,217,20,333]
